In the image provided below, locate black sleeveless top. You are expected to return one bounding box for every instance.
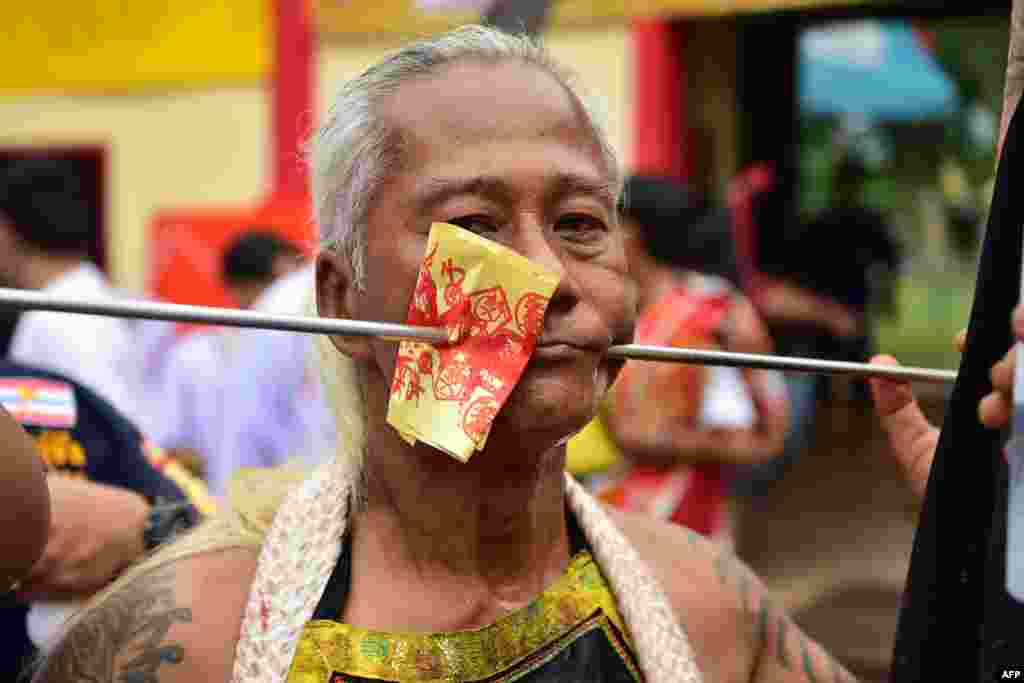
[285,511,643,682]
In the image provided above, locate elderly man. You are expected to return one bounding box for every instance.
[34,27,867,683]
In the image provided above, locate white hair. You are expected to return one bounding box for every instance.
[308,23,621,290]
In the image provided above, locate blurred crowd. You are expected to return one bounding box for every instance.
[0,145,904,677]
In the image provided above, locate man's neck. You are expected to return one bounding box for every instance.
[19,254,85,291]
[345,376,572,631]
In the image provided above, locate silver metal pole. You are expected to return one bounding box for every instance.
[0,287,957,384]
[605,344,957,385]
[0,287,450,344]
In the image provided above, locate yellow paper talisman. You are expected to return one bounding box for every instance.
[386,223,560,461]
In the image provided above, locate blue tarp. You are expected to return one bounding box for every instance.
[800,20,959,121]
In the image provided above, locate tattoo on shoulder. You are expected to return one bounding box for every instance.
[34,566,192,683]
[711,546,758,614]
[706,545,859,682]
[800,639,820,683]
[769,611,859,683]
[775,612,791,670]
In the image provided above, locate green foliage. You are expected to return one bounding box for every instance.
[876,269,975,371]
[928,19,1005,179]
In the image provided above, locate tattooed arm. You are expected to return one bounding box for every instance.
[746,585,859,683]
[615,509,857,683]
[32,547,257,683]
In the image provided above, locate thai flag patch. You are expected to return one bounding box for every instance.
[0,378,77,428]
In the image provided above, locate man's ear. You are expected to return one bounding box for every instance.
[316,249,374,362]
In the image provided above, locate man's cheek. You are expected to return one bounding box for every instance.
[602,284,637,344]
[375,341,401,385]
[363,266,416,324]
[583,260,636,334]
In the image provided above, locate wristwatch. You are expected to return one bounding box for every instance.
[143,499,199,552]
[2,575,22,596]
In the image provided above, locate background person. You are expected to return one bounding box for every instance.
[151,229,305,478]
[209,261,336,494]
[0,160,153,432]
[571,175,789,540]
[0,359,211,679]
[737,154,902,495]
[221,229,305,310]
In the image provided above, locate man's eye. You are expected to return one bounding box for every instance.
[449,216,498,234]
[555,214,607,242]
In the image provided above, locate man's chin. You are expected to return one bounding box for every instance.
[490,399,596,451]
[485,368,604,447]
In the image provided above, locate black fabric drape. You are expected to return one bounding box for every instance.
[890,104,1023,682]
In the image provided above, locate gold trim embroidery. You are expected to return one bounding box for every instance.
[286,551,639,682]
[34,430,86,470]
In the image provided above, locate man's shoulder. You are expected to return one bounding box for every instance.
[607,508,726,592]
[33,546,259,682]
[607,508,765,681]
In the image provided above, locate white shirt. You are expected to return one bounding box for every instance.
[151,329,233,464]
[211,265,336,494]
[8,263,152,430]
[699,365,757,429]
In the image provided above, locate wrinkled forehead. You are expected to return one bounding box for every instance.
[382,61,611,180]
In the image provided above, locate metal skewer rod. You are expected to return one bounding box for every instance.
[605,345,957,385]
[0,287,957,384]
[0,287,449,344]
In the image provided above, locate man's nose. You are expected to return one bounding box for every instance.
[509,220,580,319]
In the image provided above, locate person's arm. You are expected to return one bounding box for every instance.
[868,357,944,501]
[0,405,50,593]
[721,296,790,461]
[31,547,257,683]
[14,455,213,603]
[606,372,785,467]
[605,300,788,468]
[603,360,737,465]
[752,276,859,338]
[868,318,1021,503]
[14,386,212,601]
[15,477,149,602]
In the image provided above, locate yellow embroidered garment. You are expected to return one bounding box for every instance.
[286,551,642,683]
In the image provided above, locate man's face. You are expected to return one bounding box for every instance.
[347,61,636,450]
